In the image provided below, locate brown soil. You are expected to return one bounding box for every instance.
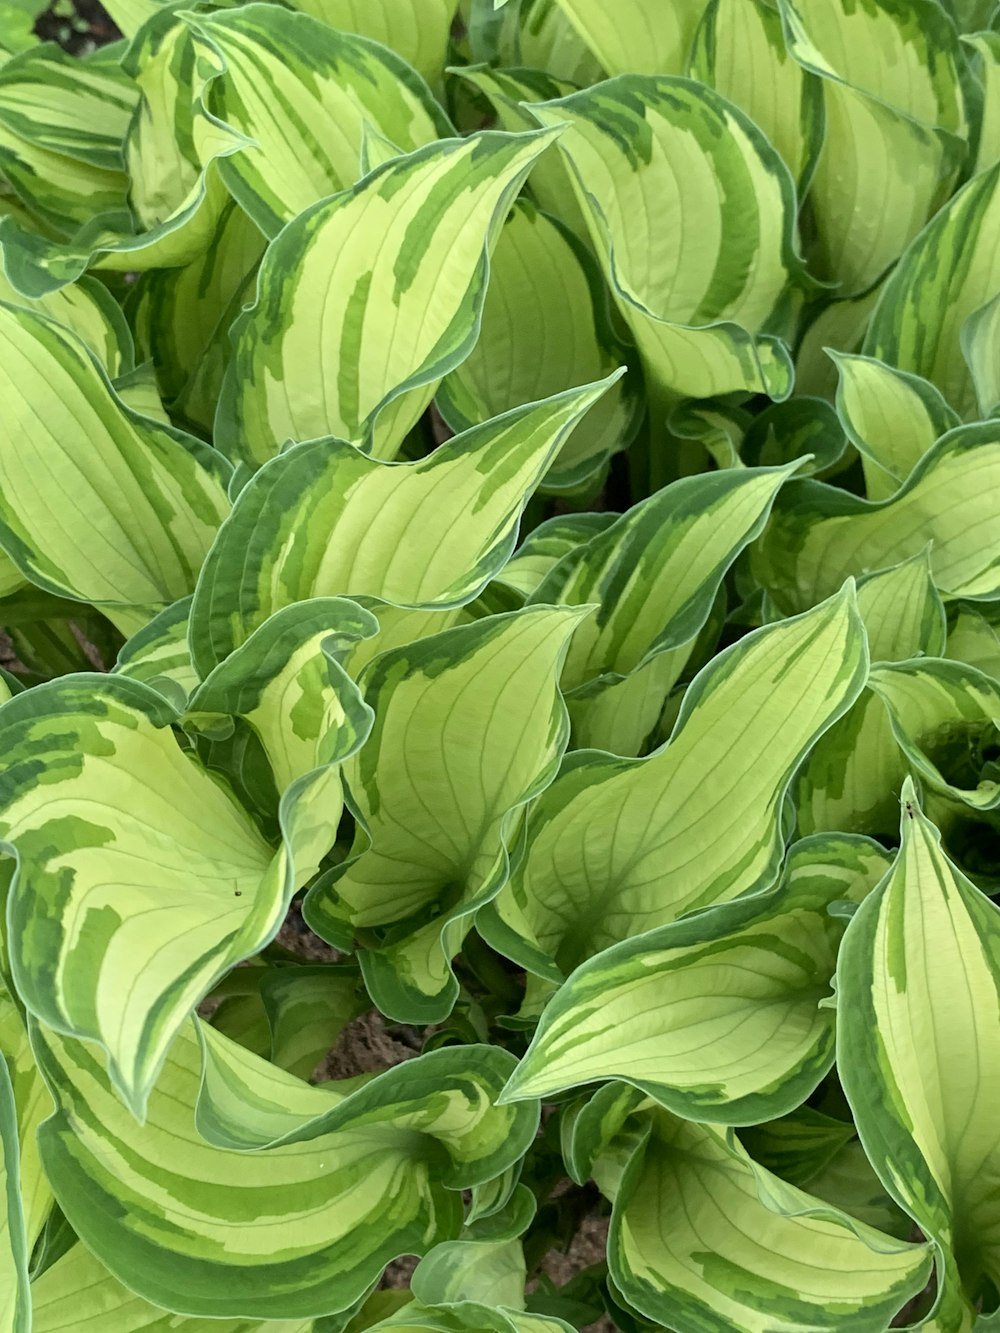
[314,1008,420,1083]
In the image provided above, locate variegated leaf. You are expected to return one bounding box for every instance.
[779,0,967,296]
[185,5,450,237]
[0,302,230,636]
[528,463,797,754]
[838,785,1000,1329]
[865,160,1000,419]
[832,352,959,500]
[552,0,704,75]
[30,1018,537,1319]
[306,606,588,1021]
[528,76,804,418]
[502,833,888,1121]
[755,422,1000,615]
[797,550,946,836]
[690,0,824,189]
[604,1106,931,1333]
[437,201,637,492]
[0,601,372,1115]
[191,379,616,673]
[216,129,561,467]
[480,586,867,980]
[0,1048,28,1333]
[287,0,457,86]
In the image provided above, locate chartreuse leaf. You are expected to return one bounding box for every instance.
[832,352,959,500]
[838,784,1000,1328]
[191,379,616,673]
[411,1235,527,1309]
[437,201,637,492]
[30,1017,537,1319]
[183,5,451,237]
[552,0,704,74]
[527,463,797,754]
[128,198,265,433]
[756,422,1000,616]
[286,0,456,86]
[306,605,588,1022]
[738,1105,859,1189]
[603,1106,932,1333]
[31,1242,313,1333]
[865,161,1000,419]
[797,550,946,836]
[528,76,803,416]
[690,0,824,189]
[353,1306,572,1333]
[0,601,372,1117]
[0,1048,29,1333]
[867,657,1000,815]
[794,281,882,400]
[481,585,867,980]
[216,129,561,467]
[502,832,888,1122]
[0,269,133,375]
[0,303,230,636]
[779,0,967,296]
[259,965,366,1080]
[947,604,1000,678]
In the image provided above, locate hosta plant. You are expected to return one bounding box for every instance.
[2,0,1000,1330]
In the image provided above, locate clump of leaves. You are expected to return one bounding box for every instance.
[1,1,1000,1331]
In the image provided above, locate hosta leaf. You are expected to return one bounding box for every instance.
[739,1106,858,1190]
[184,5,450,237]
[357,1306,572,1333]
[865,160,1000,419]
[797,550,946,836]
[605,1108,931,1333]
[0,987,52,1254]
[0,1050,28,1333]
[411,1237,526,1308]
[496,513,616,599]
[502,833,885,1122]
[690,0,824,189]
[551,0,704,75]
[481,585,867,979]
[528,463,797,752]
[31,1243,313,1332]
[838,785,1000,1327]
[128,197,266,433]
[216,129,560,467]
[0,44,133,237]
[191,379,616,673]
[185,597,377,793]
[779,0,967,295]
[755,421,1000,615]
[806,1140,913,1242]
[529,76,803,413]
[0,269,133,375]
[794,283,882,400]
[867,657,1000,814]
[30,1018,536,1319]
[0,303,230,636]
[306,605,588,1021]
[114,595,197,707]
[959,286,1000,418]
[444,66,587,238]
[437,201,637,491]
[832,352,959,500]
[0,18,233,298]
[947,604,1000,678]
[259,965,366,1080]
[286,0,456,87]
[0,608,371,1115]
[964,31,1000,176]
